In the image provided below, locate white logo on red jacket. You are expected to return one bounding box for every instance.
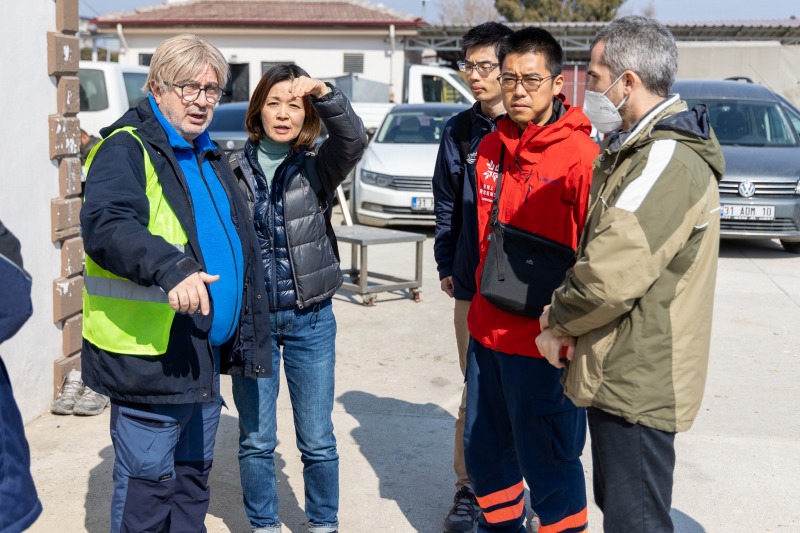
[478,159,499,203]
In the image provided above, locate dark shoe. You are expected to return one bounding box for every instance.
[444,486,481,533]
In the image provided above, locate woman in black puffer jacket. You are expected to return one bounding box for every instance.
[229,64,366,533]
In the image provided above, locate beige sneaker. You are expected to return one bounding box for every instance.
[73,387,110,416]
[51,369,85,415]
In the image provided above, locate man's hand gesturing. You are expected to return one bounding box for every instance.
[167,272,219,315]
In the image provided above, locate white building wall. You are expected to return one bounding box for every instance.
[115,29,407,101]
[0,5,61,421]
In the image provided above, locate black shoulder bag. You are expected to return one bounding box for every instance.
[479,146,576,318]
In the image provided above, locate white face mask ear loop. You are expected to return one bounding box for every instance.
[602,72,627,96]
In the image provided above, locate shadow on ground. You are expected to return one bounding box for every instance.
[718,238,797,259]
[338,390,455,533]
[83,412,305,532]
[671,508,707,532]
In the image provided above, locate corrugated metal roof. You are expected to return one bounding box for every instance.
[94,0,423,27]
[665,19,800,28]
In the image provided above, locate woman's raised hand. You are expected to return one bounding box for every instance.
[289,76,330,99]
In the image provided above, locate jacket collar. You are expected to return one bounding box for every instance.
[606,94,681,153]
[100,96,219,158]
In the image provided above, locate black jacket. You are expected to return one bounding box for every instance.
[433,102,500,301]
[233,85,367,310]
[80,98,272,404]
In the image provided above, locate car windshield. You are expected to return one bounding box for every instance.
[375,108,461,144]
[208,107,246,132]
[685,99,798,147]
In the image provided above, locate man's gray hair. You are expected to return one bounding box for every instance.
[591,16,677,97]
[146,34,229,92]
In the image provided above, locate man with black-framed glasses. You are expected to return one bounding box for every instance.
[464,27,598,533]
[433,20,512,533]
[80,34,271,531]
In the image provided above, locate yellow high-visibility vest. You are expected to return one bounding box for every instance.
[82,127,188,355]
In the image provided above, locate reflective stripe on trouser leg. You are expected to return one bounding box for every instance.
[476,481,526,525]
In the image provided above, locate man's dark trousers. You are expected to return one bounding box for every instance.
[464,339,588,532]
[588,407,676,533]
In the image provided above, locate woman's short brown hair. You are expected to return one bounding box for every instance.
[245,64,322,152]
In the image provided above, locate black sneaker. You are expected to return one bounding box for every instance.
[444,486,481,533]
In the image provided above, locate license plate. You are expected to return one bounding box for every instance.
[720,204,775,220]
[412,197,433,210]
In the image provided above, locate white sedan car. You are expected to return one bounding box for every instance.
[351,103,469,226]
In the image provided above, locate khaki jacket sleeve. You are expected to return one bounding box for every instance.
[549,139,717,337]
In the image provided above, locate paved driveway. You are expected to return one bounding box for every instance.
[24,222,800,532]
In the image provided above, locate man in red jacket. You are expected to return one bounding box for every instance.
[464,27,598,533]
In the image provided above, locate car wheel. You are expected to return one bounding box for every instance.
[780,239,800,254]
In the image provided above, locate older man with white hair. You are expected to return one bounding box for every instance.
[80,34,271,531]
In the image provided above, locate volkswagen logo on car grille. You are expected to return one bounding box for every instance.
[738,180,756,198]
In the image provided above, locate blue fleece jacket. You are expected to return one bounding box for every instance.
[149,96,243,346]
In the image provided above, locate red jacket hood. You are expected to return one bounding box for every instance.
[496,96,593,165]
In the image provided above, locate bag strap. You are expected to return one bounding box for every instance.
[488,146,507,281]
[488,145,506,229]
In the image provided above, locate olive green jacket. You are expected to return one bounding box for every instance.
[549,96,725,432]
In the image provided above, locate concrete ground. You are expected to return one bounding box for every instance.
[23,211,800,532]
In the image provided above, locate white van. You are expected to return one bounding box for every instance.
[336,64,475,133]
[78,61,149,136]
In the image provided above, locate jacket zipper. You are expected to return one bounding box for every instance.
[268,185,279,310]
[195,153,242,341]
[195,152,243,398]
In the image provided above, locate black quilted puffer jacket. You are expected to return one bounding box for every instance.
[232,85,367,310]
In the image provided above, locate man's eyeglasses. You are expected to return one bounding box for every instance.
[457,61,500,76]
[497,74,553,92]
[170,82,225,104]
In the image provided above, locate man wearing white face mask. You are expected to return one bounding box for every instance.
[535,16,725,533]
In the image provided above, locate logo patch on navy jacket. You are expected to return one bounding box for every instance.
[158,472,174,482]
[466,151,477,164]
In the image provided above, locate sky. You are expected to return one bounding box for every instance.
[80,0,799,22]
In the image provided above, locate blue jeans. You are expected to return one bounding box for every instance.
[232,299,338,532]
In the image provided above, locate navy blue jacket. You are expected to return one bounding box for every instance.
[0,219,42,532]
[432,103,501,301]
[80,98,272,405]
[236,85,367,310]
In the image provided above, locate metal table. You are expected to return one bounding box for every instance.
[334,224,426,305]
